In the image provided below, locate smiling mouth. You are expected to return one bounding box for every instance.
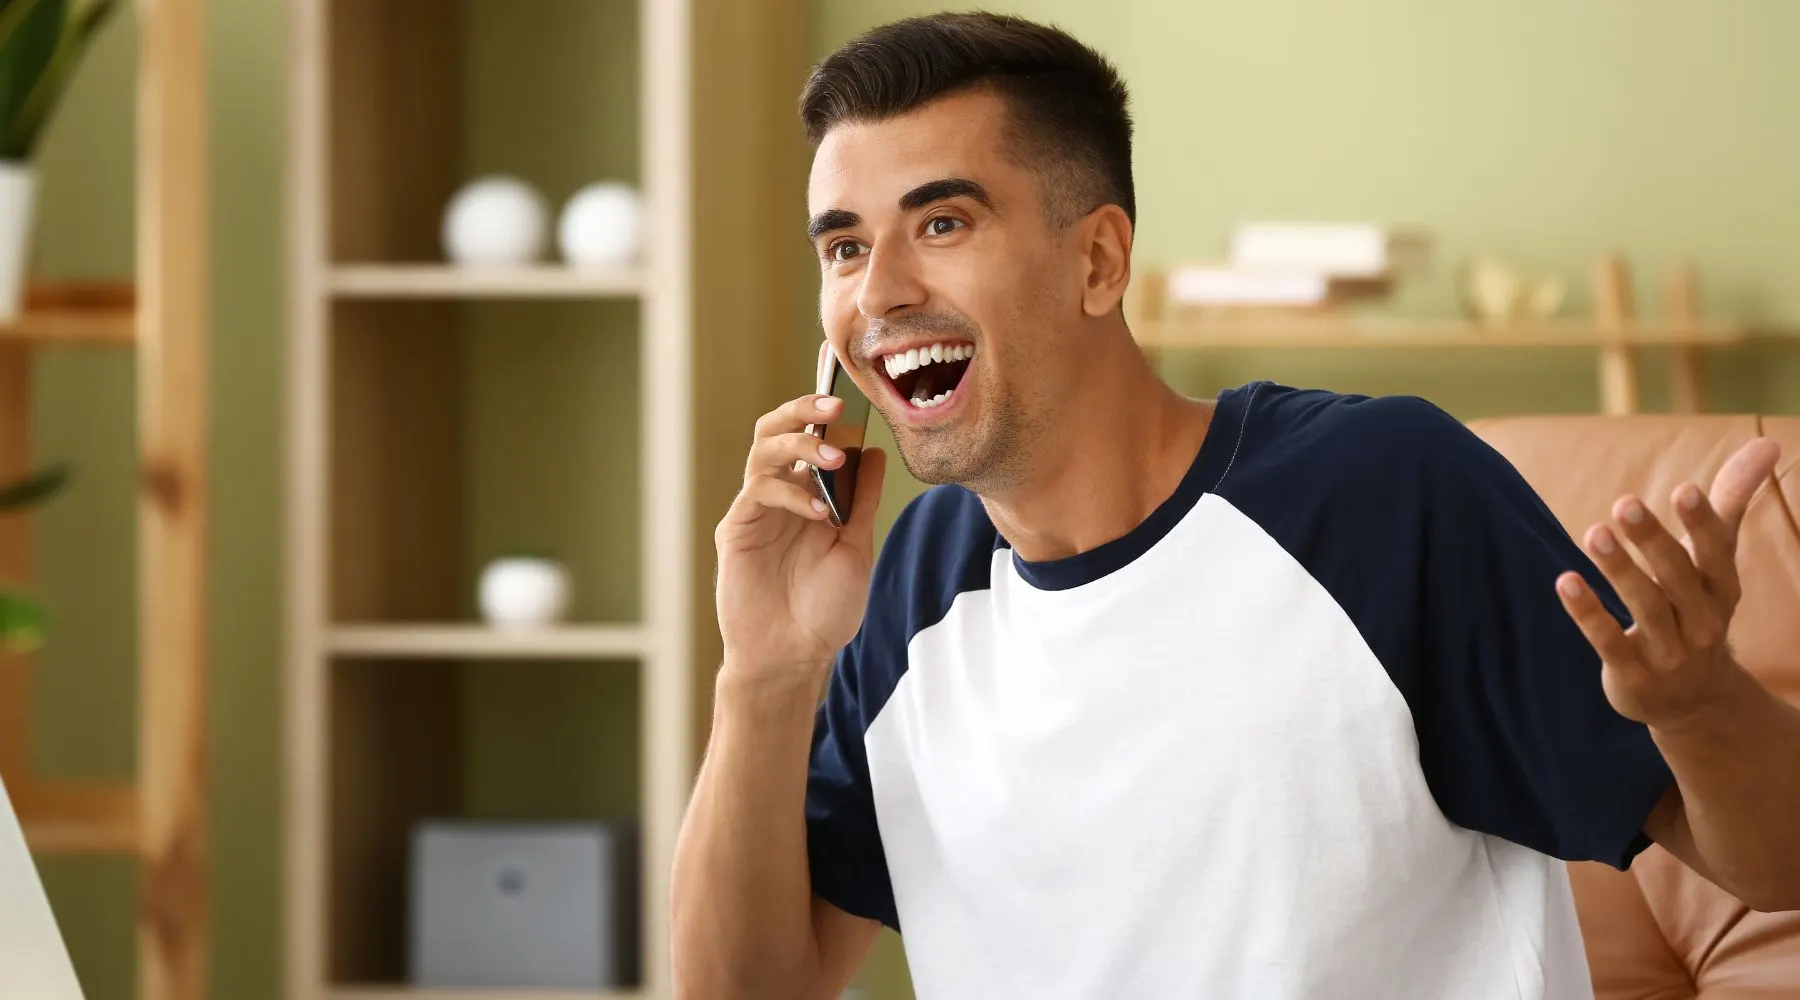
[880,341,976,409]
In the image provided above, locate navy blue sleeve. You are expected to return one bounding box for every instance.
[1396,399,1674,869]
[804,630,900,928]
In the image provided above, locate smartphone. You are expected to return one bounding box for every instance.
[806,347,872,527]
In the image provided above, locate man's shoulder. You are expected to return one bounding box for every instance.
[1220,381,1483,496]
[1237,382,1468,458]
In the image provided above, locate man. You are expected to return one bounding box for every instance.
[670,12,1798,999]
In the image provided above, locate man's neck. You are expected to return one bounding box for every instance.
[978,343,1214,564]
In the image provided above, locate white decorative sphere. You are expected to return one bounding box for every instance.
[478,557,571,629]
[442,176,549,266]
[557,182,643,267]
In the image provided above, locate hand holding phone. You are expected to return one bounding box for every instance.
[711,341,886,677]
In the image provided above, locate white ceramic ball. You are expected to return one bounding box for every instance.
[478,557,571,629]
[442,176,549,266]
[557,182,643,267]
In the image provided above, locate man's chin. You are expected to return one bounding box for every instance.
[891,438,978,488]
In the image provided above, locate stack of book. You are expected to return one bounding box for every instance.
[1164,223,1431,313]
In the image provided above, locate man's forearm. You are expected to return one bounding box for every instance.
[1650,660,1800,911]
[670,664,829,996]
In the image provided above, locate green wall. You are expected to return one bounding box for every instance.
[15,1,1800,998]
[808,1,1800,996]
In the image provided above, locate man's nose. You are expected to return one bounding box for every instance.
[855,240,927,320]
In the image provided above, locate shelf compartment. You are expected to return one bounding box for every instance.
[329,624,649,660]
[330,265,644,299]
[330,987,643,1000]
[327,657,641,988]
[328,299,642,626]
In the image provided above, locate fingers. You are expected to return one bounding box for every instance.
[1670,481,1741,611]
[748,394,843,479]
[1557,571,1643,673]
[749,431,847,484]
[1581,519,1685,667]
[739,471,832,523]
[1606,496,1720,650]
[1708,436,1780,529]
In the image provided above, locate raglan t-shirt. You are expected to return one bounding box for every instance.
[803,380,1674,1000]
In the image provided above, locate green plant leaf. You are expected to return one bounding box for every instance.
[0,590,43,652]
[0,0,51,52]
[6,0,112,159]
[0,0,63,160]
[0,461,68,509]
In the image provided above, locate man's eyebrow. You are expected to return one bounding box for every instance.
[807,208,860,242]
[806,178,993,242]
[899,177,994,213]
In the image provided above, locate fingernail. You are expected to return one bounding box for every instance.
[811,498,827,513]
[1680,486,1701,510]
[817,396,840,411]
[818,443,843,462]
[1592,527,1616,555]
[1559,575,1582,598]
[1624,501,1644,524]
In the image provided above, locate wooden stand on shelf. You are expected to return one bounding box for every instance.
[0,0,212,996]
[1125,252,1744,415]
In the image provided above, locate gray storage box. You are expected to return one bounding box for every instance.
[408,820,640,989]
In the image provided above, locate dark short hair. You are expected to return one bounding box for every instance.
[799,12,1135,229]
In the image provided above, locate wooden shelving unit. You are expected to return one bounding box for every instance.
[285,0,825,994]
[284,0,709,998]
[1127,254,1755,415]
[0,1,212,997]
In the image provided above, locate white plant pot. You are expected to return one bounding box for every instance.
[478,557,571,629]
[0,162,37,322]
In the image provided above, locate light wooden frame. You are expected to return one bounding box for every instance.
[281,0,697,997]
[0,0,213,997]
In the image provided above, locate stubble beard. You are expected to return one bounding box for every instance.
[890,371,1038,496]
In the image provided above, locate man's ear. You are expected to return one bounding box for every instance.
[1078,204,1133,318]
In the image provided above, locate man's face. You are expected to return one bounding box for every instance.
[807,89,1084,492]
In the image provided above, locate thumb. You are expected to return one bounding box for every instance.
[839,446,887,558]
[1711,436,1781,528]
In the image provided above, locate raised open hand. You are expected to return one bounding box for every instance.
[1555,436,1783,729]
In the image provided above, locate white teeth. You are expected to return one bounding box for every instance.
[881,342,975,378]
[911,389,954,409]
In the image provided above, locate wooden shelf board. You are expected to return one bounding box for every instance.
[329,988,643,1000]
[0,308,136,346]
[1133,317,1748,351]
[329,264,645,299]
[16,781,139,854]
[328,623,650,660]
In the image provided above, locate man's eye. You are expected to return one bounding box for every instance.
[926,217,964,236]
[829,239,867,262]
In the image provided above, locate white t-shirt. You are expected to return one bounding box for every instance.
[804,381,1672,1000]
